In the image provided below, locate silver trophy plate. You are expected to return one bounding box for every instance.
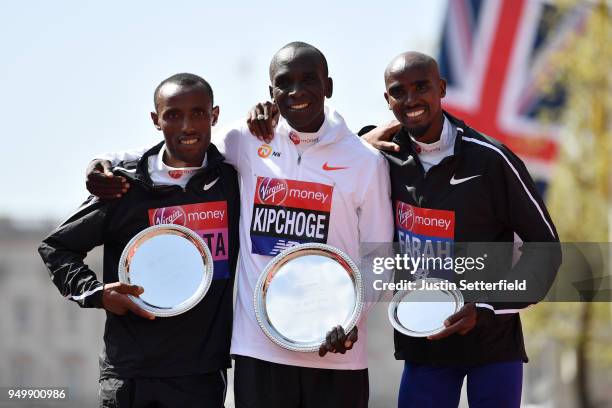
[118,224,214,317]
[388,278,464,337]
[254,243,363,352]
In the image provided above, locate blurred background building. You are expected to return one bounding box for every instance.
[0,219,103,407]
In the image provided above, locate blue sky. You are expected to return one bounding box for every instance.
[2,1,446,221]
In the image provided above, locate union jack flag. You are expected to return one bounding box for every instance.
[438,0,590,185]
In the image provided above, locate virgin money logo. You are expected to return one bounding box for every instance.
[152,206,186,226]
[257,178,288,205]
[168,170,183,179]
[397,202,414,230]
[289,131,300,145]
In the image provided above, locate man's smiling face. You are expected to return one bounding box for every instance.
[151,83,218,168]
[384,53,446,143]
[269,46,332,133]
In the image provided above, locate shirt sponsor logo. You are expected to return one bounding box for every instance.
[257,144,281,158]
[151,206,187,226]
[322,162,349,171]
[413,143,441,154]
[395,200,455,279]
[397,201,415,230]
[167,169,197,179]
[449,174,481,185]
[203,177,220,191]
[396,201,453,236]
[289,131,319,146]
[289,131,300,145]
[250,177,333,256]
[258,144,273,158]
[148,201,230,279]
[257,178,289,205]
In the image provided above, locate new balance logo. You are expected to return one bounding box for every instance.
[270,240,300,256]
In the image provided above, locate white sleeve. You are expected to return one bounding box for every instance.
[212,121,250,172]
[357,154,395,312]
[96,146,149,165]
[357,154,394,244]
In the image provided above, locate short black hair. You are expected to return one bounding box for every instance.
[269,41,329,80]
[153,73,214,111]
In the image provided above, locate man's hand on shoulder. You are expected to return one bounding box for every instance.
[361,120,402,152]
[86,159,130,199]
[102,282,155,320]
[246,101,279,143]
[318,325,358,357]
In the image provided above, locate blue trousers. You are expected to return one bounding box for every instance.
[398,361,523,408]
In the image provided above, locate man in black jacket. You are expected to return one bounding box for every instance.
[39,73,240,408]
[361,51,561,408]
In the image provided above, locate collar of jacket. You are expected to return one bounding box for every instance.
[115,141,226,189]
[391,110,469,156]
[276,105,353,148]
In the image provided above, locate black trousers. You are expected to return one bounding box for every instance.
[233,355,369,408]
[99,370,227,408]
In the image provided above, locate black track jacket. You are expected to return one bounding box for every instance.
[39,142,240,378]
[370,113,561,366]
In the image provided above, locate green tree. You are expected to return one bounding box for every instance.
[524,1,611,407]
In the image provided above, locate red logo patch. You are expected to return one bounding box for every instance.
[151,206,187,226]
[395,201,455,239]
[148,202,229,263]
[257,177,289,205]
[168,170,184,179]
[289,131,300,145]
[258,144,273,158]
[397,201,415,230]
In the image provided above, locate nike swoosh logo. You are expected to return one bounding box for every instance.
[203,177,220,191]
[449,174,481,185]
[322,162,349,171]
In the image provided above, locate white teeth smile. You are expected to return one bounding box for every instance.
[290,103,309,110]
[180,138,199,145]
[406,109,425,118]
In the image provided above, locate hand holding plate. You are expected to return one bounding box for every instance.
[427,303,477,340]
[118,224,214,317]
[102,282,155,320]
[318,325,358,357]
